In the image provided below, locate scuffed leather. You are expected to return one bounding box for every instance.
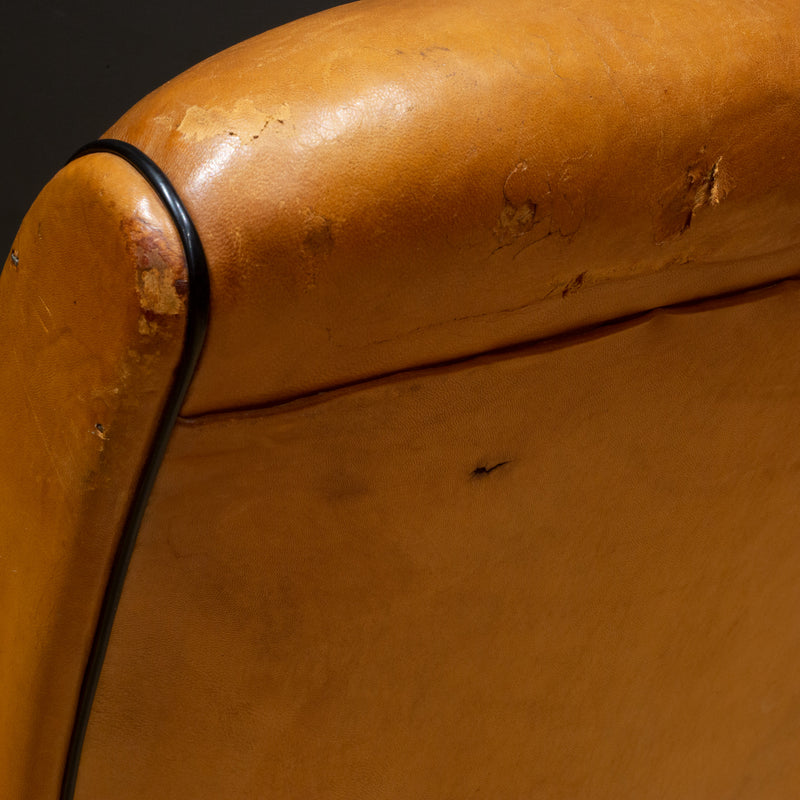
[0,155,187,800]
[106,0,800,415]
[3,0,800,797]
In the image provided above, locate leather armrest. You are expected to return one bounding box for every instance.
[0,154,187,798]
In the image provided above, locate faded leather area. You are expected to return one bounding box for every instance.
[79,280,800,798]
[106,0,800,415]
[0,155,187,800]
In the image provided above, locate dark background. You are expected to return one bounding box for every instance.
[2,0,343,252]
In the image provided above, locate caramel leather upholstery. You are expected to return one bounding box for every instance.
[2,0,800,797]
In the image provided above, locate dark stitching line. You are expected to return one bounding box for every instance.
[59,139,210,800]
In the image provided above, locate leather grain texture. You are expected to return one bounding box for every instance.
[3,0,800,797]
[0,155,187,800]
[106,0,800,416]
[78,280,800,798]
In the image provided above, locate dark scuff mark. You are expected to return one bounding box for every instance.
[420,46,451,57]
[302,211,334,258]
[10,249,20,268]
[561,271,587,298]
[299,209,335,289]
[471,460,511,478]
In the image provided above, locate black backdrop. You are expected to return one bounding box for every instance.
[2,0,343,252]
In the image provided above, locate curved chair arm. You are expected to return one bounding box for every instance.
[107,0,800,415]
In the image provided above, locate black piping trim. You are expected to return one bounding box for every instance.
[59,139,210,800]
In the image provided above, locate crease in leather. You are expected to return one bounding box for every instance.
[369,242,800,345]
[77,271,800,799]
[178,271,800,423]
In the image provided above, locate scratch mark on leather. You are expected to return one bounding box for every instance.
[12,347,68,491]
[37,294,52,318]
[655,153,730,243]
[471,460,511,478]
[530,34,564,80]
[576,20,633,116]
[561,271,587,297]
[419,46,451,57]
[34,310,50,334]
[511,231,554,260]
[370,297,545,345]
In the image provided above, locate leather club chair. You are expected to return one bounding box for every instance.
[2,0,800,797]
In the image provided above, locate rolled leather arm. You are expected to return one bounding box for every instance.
[106,0,800,415]
[0,154,189,799]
